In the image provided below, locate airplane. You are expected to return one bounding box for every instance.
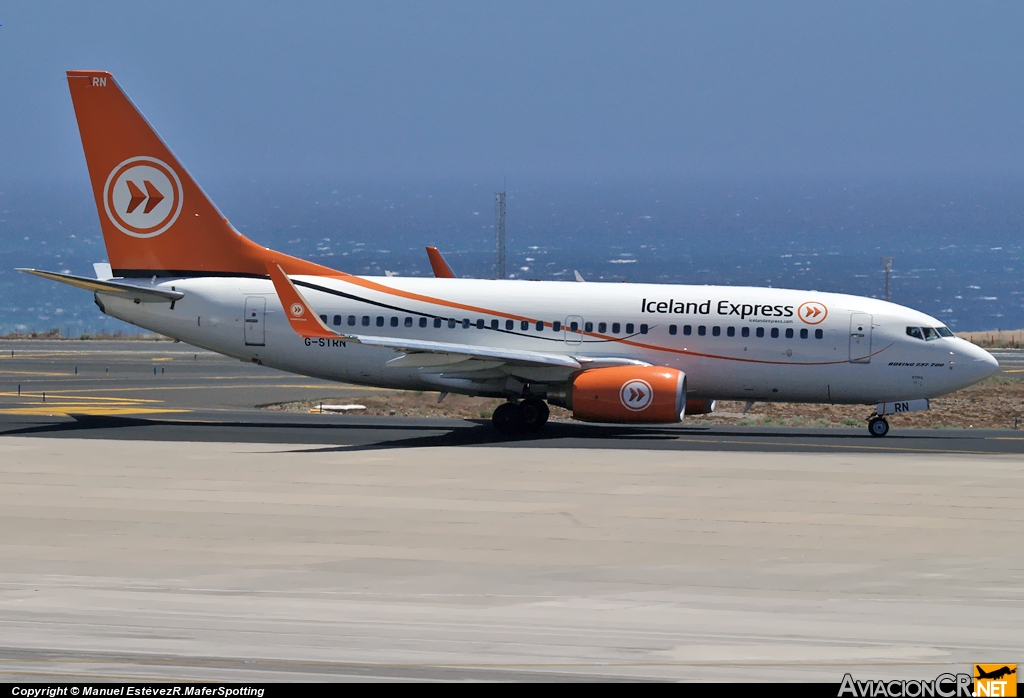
[976,666,1016,681]
[17,70,1000,437]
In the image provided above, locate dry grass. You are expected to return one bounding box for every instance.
[266,375,1024,430]
[956,328,1024,348]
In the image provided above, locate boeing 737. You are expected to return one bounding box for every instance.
[18,71,1000,436]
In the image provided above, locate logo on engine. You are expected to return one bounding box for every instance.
[290,303,305,317]
[103,156,183,238]
[619,379,654,412]
[797,301,828,325]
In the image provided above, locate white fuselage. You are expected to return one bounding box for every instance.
[97,275,998,405]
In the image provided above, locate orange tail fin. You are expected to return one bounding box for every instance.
[66,70,339,279]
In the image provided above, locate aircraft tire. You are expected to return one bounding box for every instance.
[492,402,525,436]
[521,398,549,431]
[868,417,890,437]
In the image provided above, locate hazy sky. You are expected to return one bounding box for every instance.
[2,1,1023,184]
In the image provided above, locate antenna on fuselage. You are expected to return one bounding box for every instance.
[881,256,894,301]
[495,180,506,280]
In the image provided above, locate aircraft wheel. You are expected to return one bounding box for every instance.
[492,402,525,436]
[521,398,550,431]
[868,417,890,437]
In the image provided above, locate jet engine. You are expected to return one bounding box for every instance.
[567,366,686,424]
[684,398,716,415]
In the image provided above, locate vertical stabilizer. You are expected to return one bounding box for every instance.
[66,70,339,278]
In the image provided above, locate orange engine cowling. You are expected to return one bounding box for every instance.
[570,366,686,424]
[684,398,716,415]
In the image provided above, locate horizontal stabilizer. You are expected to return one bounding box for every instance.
[16,268,183,303]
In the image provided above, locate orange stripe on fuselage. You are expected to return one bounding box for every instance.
[321,275,891,367]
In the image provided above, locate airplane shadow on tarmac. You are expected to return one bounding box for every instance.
[0,412,976,453]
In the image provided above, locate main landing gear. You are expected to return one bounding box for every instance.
[868,416,890,437]
[492,398,550,436]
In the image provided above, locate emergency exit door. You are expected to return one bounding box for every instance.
[244,296,266,346]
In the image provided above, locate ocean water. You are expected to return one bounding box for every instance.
[1,176,1022,335]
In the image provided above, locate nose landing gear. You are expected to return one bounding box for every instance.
[868,416,890,437]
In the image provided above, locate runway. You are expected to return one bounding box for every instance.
[2,340,1024,454]
[0,341,1022,681]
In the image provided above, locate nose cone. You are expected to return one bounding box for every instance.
[960,342,999,382]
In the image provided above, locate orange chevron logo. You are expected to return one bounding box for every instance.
[798,301,828,325]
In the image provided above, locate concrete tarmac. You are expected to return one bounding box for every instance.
[1,341,1023,681]
[1,438,1022,682]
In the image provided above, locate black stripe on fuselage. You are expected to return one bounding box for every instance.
[292,279,631,345]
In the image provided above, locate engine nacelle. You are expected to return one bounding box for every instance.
[684,398,716,415]
[569,366,686,424]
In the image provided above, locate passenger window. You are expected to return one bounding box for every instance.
[433,318,441,328]
[390,317,399,327]
[669,325,677,335]
[348,315,356,326]
[612,322,621,333]
[536,320,544,331]
[333,315,341,326]
[815,329,823,339]
[419,317,427,328]
[683,325,692,336]
[570,321,579,332]
[553,321,561,332]
[476,319,485,329]
[462,319,470,329]
[491,319,499,330]
[584,321,593,332]
[741,327,749,338]
[319,314,328,323]
[361,316,370,326]
[521,320,529,331]
[506,319,514,330]
[937,326,954,337]
[698,326,706,336]
[785,328,793,339]
[376,316,384,327]
[923,327,940,341]
[405,317,413,327]
[448,318,457,329]
[907,327,924,340]
[771,327,779,338]
[727,326,735,337]
[756,327,764,338]
[639,324,648,334]
[712,326,721,336]
[625,323,634,334]
[800,328,808,339]
[598,322,607,333]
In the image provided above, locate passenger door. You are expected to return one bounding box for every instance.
[244,296,266,346]
[849,313,872,363]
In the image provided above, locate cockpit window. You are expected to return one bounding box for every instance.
[937,326,954,337]
[906,327,924,340]
[923,327,940,341]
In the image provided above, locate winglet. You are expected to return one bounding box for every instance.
[426,246,456,278]
[266,263,338,339]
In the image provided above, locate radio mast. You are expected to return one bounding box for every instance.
[495,183,506,280]
[881,256,894,301]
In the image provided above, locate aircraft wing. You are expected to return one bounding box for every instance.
[17,268,184,303]
[265,262,582,370]
[425,246,456,278]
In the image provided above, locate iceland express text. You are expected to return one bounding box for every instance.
[641,299,794,320]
